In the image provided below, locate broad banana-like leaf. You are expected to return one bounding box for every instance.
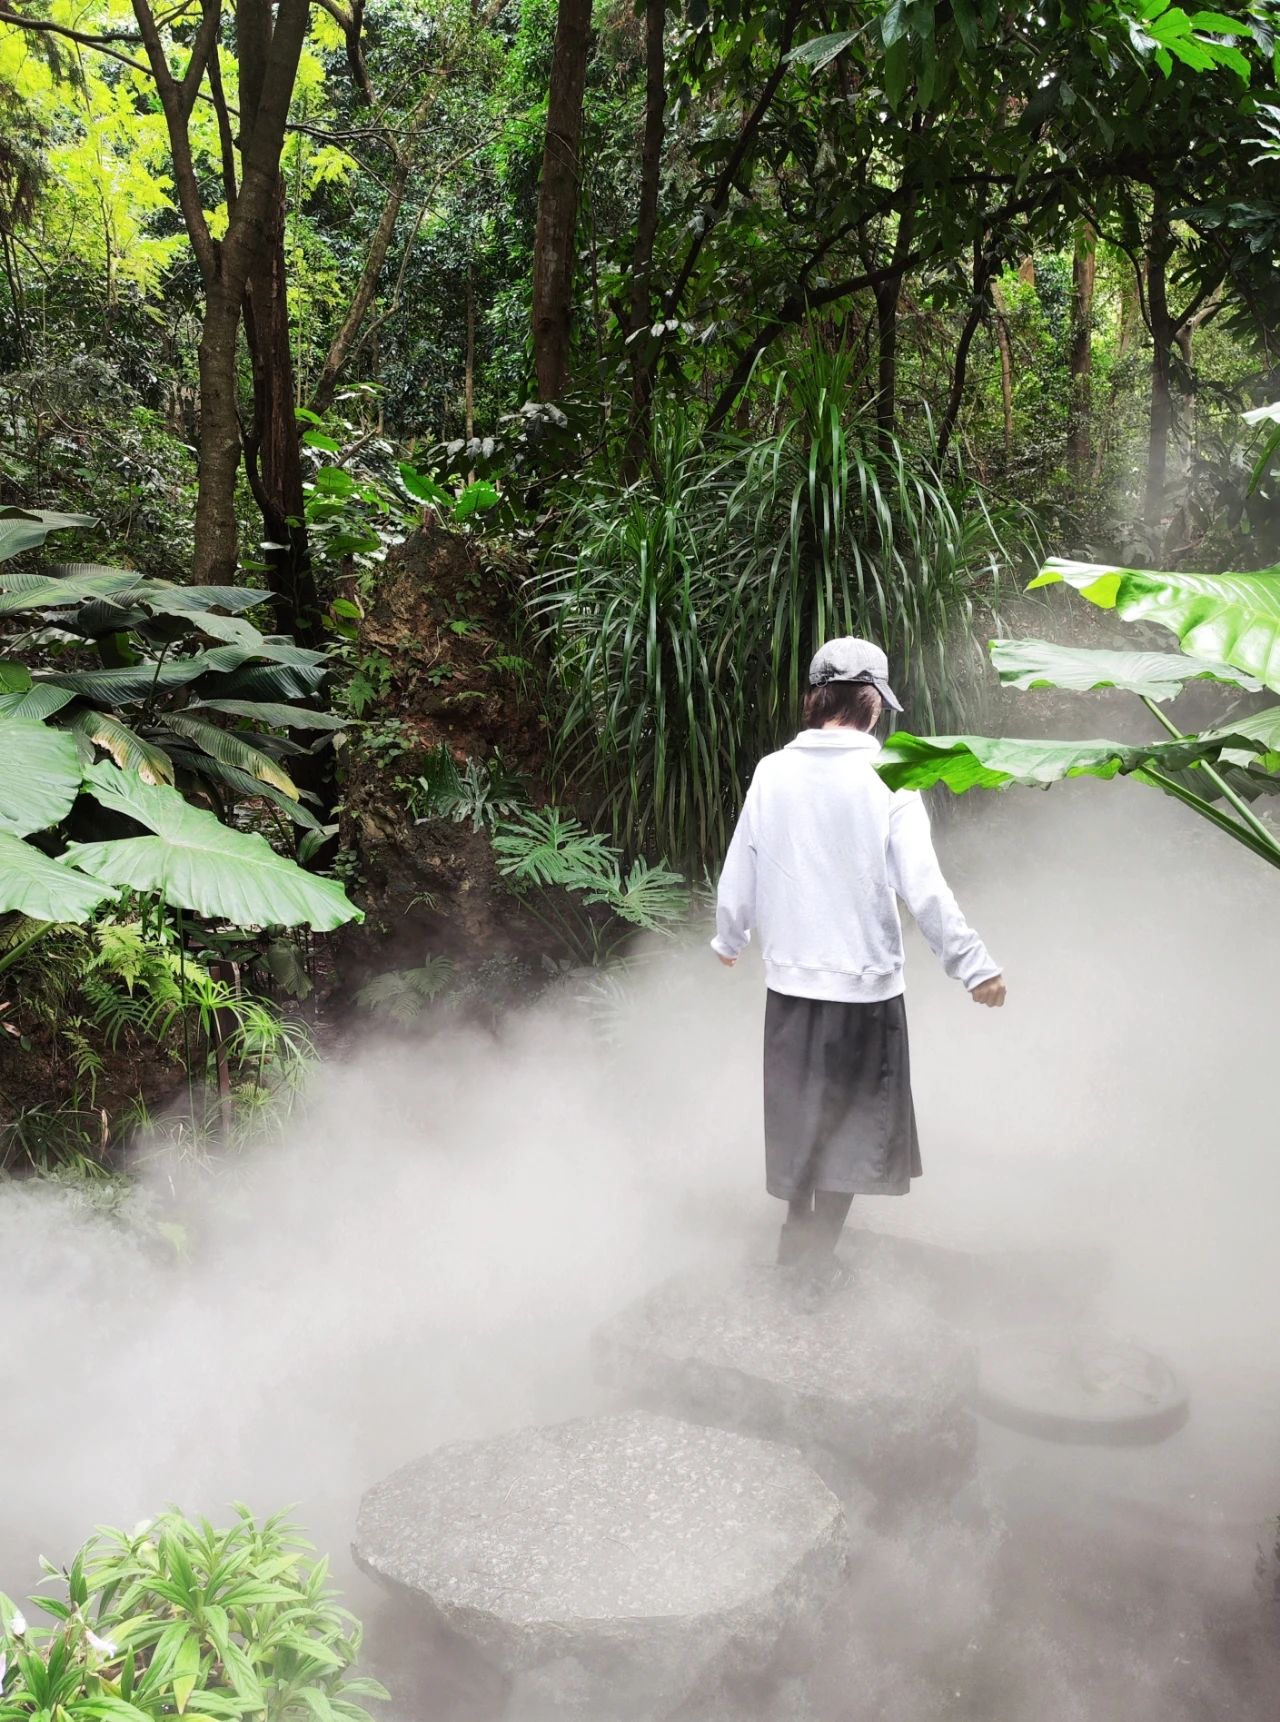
[166,749,324,831]
[990,637,1262,700]
[0,717,83,834]
[202,661,328,701]
[0,569,148,614]
[43,658,211,703]
[64,710,175,785]
[159,713,300,798]
[874,730,1264,793]
[1214,703,1280,771]
[45,572,267,616]
[1032,559,1280,692]
[0,684,76,720]
[188,698,347,730]
[0,831,116,922]
[68,764,360,929]
[0,506,94,563]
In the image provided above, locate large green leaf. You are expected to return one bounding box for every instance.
[159,713,300,797]
[166,749,324,831]
[43,659,212,703]
[64,710,175,784]
[1032,559,1280,692]
[990,637,1262,700]
[0,832,117,921]
[202,661,328,701]
[1215,703,1280,771]
[68,765,360,929]
[0,684,76,720]
[0,506,94,563]
[188,698,347,730]
[0,717,83,834]
[874,730,1264,792]
[0,569,149,614]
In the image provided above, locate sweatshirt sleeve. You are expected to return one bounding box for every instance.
[886,790,1000,990]
[710,783,758,959]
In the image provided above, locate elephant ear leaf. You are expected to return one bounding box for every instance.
[874,730,1264,793]
[66,764,361,930]
[0,717,84,834]
[990,638,1263,700]
[0,506,94,563]
[1031,559,1280,692]
[63,710,175,785]
[0,831,117,922]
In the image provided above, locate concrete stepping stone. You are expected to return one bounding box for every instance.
[593,1255,976,1503]
[353,1410,848,1720]
[973,1327,1189,1445]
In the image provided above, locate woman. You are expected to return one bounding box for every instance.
[712,636,1006,1300]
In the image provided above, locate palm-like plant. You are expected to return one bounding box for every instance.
[531,354,1037,870]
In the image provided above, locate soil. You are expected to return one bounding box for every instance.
[334,522,557,995]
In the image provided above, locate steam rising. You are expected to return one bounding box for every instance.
[3,783,1278,1718]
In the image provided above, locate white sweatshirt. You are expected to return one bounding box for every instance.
[711,729,999,1002]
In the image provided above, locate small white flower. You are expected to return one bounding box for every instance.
[8,1611,26,1638]
[85,1629,118,1659]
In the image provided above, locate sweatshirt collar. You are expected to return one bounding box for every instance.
[785,729,882,752]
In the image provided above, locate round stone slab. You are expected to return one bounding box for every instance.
[973,1328,1189,1445]
[353,1411,847,1719]
[593,1260,975,1501]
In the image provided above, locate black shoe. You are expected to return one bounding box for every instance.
[797,1253,853,1313]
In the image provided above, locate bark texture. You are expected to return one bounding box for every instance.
[531,0,594,401]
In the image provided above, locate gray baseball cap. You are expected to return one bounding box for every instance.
[808,636,903,711]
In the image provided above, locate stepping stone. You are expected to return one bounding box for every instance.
[593,1257,976,1505]
[973,1327,1190,1445]
[353,1410,848,1721]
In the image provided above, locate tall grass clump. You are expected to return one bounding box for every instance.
[531,346,1038,870]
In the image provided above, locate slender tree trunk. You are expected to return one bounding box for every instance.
[465,264,476,442]
[531,0,593,401]
[623,0,666,477]
[243,179,319,641]
[194,281,246,586]
[991,279,1014,464]
[936,245,993,462]
[1066,218,1096,486]
[1145,194,1175,537]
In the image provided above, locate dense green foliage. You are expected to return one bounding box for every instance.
[2,0,1280,1146]
[0,1508,386,1722]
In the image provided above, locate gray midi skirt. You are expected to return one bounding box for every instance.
[763,989,922,1199]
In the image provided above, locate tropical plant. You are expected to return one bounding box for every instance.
[0,1506,387,1722]
[531,362,1036,870]
[354,957,456,1025]
[876,556,1280,872]
[408,746,526,833]
[492,805,690,965]
[0,512,360,936]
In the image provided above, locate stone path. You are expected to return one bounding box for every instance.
[593,1248,975,1501]
[354,1410,849,1721]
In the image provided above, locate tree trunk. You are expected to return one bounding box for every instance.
[531,0,593,401]
[194,281,245,586]
[1145,195,1175,537]
[623,0,666,477]
[991,279,1014,464]
[243,177,319,642]
[1066,218,1096,486]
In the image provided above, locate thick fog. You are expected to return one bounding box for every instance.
[2,777,1277,1719]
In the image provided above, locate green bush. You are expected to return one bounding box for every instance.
[0,1507,386,1722]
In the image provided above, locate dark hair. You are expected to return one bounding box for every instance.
[802,680,882,731]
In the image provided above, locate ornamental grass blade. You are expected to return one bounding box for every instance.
[990,637,1262,699]
[874,730,1266,792]
[0,831,117,921]
[1032,559,1280,692]
[0,716,84,833]
[67,764,361,929]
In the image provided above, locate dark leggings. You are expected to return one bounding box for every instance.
[787,1189,854,1251]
